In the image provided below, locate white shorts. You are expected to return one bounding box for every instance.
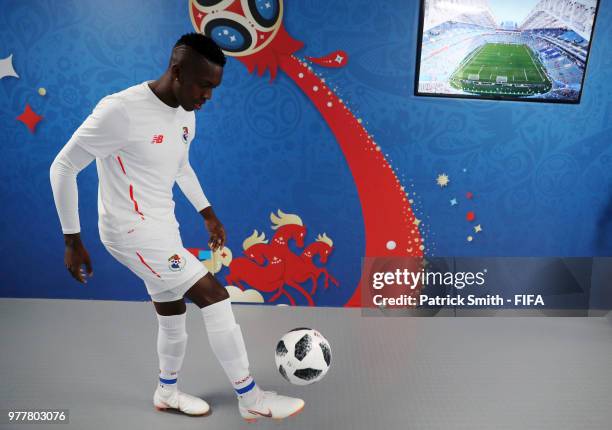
[102,227,208,302]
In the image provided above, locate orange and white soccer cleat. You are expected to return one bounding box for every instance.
[153,386,211,416]
[239,390,305,422]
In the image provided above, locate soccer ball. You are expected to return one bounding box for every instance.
[275,328,331,385]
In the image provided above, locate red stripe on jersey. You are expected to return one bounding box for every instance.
[116,156,127,175]
[136,252,161,278]
[129,185,145,219]
[117,156,145,220]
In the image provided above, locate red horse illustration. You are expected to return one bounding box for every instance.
[298,233,339,295]
[269,210,306,248]
[225,211,339,306]
[267,210,315,306]
[225,230,287,300]
[226,222,314,306]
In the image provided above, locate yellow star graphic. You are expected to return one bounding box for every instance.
[436,173,450,187]
[413,218,421,226]
[474,224,482,233]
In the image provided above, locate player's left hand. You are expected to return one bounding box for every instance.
[206,218,226,251]
[201,206,226,251]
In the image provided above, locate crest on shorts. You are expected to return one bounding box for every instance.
[182,127,189,144]
[168,254,186,271]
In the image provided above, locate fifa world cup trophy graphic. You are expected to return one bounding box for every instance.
[189,0,423,306]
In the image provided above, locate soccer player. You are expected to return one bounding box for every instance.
[49,33,304,422]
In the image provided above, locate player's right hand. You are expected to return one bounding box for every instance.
[64,233,94,284]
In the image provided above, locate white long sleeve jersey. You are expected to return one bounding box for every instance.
[50,81,210,244]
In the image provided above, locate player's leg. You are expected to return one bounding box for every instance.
[153,298,186,390]
[151,290,210,416]
[102,238,211,416]
[184,274,255,397]
[185,274,304,421]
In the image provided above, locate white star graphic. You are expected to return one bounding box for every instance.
[265,1,271,8]
[436,173,450,187]
[230,35,236,42]
[0,54,19,80]
[334,54,344,64]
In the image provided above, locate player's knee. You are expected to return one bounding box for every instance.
[208,276,230,304]
[186,273,229,307]
[210,291,230,306]
[153,298,186,316]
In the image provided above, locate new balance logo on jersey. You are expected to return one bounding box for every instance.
[151,134,164,144]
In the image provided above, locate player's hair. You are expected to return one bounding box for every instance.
[174,33,226,67]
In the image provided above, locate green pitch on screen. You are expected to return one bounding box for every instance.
[450,43,552,96]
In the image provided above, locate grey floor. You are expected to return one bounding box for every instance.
[1,299,611,430]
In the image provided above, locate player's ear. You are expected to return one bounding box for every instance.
[170,64,182,83]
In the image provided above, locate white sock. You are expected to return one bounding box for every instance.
[201,298,260,404]
[156,312,188,392]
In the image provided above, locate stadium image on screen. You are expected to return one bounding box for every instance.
[415,0,600,102]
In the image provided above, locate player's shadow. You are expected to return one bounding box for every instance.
[195,390,237,409]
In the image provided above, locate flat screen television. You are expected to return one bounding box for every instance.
[414,0,601,103]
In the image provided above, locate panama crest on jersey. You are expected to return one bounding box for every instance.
[168,254,186,271]
[182,126,189,144]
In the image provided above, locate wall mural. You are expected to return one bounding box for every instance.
[0,0,610,307]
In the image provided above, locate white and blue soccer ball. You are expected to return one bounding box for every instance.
[275,328,331,385]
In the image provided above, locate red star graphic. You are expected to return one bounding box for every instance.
[16,103,43,133]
